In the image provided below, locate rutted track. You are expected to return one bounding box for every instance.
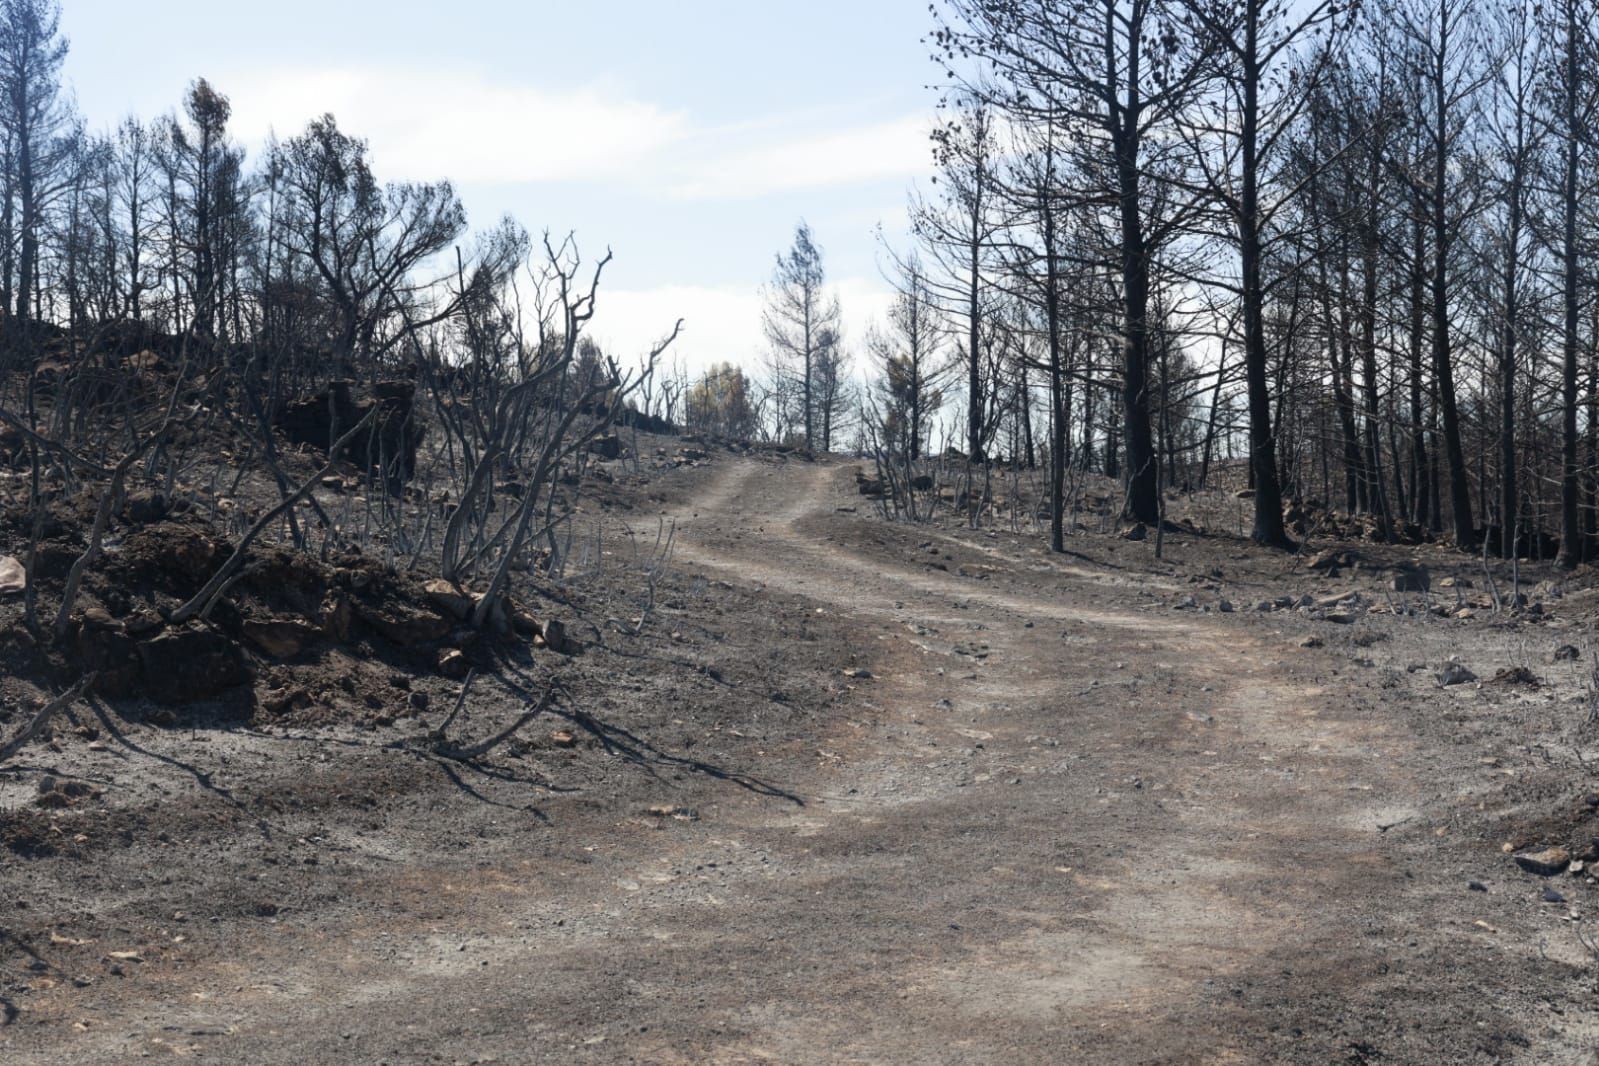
[11,455,1583,1064]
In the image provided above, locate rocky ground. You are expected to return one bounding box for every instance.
[3,448,1599,1064]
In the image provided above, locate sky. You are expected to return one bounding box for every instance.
[60,0,946,376]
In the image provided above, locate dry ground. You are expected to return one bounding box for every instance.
[4,452,1599,1064]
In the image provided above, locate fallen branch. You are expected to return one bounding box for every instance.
[0,676,95,764]
[432,683,561,764]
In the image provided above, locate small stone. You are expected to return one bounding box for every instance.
[1218,599,1235,614]
[1553,645,1582,663]
[1468,881,1487,893]
[1542,887,1567,904]
[438,649,470,680]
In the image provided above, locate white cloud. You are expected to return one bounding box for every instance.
[227,66,688,184]
[225,64,930,201]
[668,115,932,200]
[590,284,761,375]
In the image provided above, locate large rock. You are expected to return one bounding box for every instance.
[136,626,249,704]
[1514,847,1571,877]
[0,554,23,596]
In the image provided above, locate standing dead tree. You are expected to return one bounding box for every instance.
[429,232,682,630]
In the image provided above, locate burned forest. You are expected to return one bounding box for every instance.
[4,0,1599,1062]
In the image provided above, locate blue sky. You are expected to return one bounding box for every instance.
[62,0,944,373]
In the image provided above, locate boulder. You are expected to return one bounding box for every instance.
[1514,847,1571,877]
[911,475,936,493]
[588,435,623,460]
[1,554,27,596]
[1437,662,1478,688]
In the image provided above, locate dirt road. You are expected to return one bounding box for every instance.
[9,457,1593,1064]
